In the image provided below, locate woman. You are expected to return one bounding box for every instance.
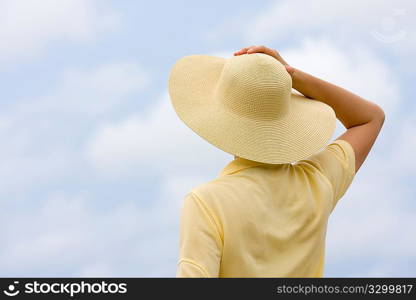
[168,45,385,277]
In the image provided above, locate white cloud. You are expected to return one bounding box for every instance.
[325,163,416,277]
[244,0,415,52]
[328,175,416,258]
[0,189,179,276]
[0,0,120,62]
[388,112,416,177]
[0,61,148,195]
[39,61,148,116]
[84,92,231,180]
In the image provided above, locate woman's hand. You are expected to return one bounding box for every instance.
[233,45,294,75]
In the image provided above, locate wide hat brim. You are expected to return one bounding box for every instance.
[168,54,337,164]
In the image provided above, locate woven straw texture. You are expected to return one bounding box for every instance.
[168,53,336,164]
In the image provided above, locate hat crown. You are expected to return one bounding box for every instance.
[214,53,292,121]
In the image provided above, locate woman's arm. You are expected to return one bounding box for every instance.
[234,45,385,173]
[289,68,385,130]
[177,192,222,277]
[289,68,385,173]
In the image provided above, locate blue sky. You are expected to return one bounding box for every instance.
[0,0,415,277]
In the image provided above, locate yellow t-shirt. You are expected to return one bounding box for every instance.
[176,139,356,277]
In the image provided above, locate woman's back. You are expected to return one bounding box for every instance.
[177,139,355,277]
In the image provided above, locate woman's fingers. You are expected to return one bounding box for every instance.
[285,65,295,75]
[233,45,256,55]
[247,45,278,60]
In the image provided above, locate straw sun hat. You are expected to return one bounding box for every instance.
[168,52,336,164]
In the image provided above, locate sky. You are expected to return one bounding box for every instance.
[0,0,415,277]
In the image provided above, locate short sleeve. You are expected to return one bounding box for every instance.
[300,139,356,211]
[176,192,222,278]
